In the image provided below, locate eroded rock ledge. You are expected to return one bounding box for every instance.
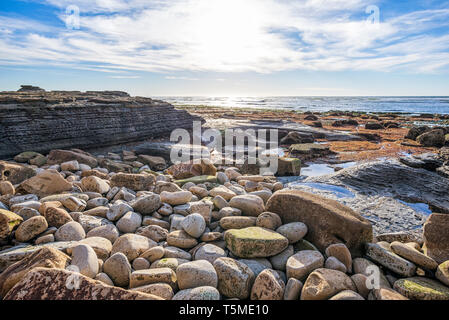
[0,87,202,159]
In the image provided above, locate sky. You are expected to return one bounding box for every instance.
[0,0,449,96]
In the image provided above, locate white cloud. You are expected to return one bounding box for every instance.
[1,0,449,74]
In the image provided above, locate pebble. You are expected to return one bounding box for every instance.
[86,224,120,243]
[111,234,157,261]
[176,260,218,289]
[54,221,86,241]
[286,250,324,281]
[194,243,227,263]
[390,241,438,270]
[160,191,192,206]
[172,286,220,300]
[74,236,112,260]
[16,207,40,221]
[95,272,114,286]
[283,278,303,300]
[255,212,282,230]
[212,195,228,210]
[166,230,198,249]
[136,225,168,242]
[325,256,347,273]
[270,245,294,271]
[86,197,108,210]
[0,181,15,195]
[164,246,192,260]
[131,283,174,300]
[129,268,177,289]
[368,288,409,300]
[329,290,365,300]
[301,268,357,300]
[62,196,87,212]
[81,176,110,194]
[350,274,370,299]
[250,269,285,300]
[70,244,99,278]
[43,207,73,228]
[276,222,308,244]
[140,246,165,263]
[229,195,265,217]
[180,213,206,238]
[103,252,132,287]
[14,216,48,242]
[132,257,151,270]
[325,243,353,273]
[130,194,161,215]
[116,211,142,233]
[365,243,417,277]
[157,203,173,216]
[220,216,256,229]
[35,234,55,245]
[151,258,189,271]
[213,257,255,299]
[209,186,236,201]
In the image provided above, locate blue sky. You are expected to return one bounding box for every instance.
[1,0,449,96]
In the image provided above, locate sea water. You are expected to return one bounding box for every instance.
[158,96,449,115]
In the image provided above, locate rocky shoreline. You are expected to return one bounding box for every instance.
[0,86,202,159]
[0,90,448,301]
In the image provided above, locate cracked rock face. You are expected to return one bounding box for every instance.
[0,89,203,159]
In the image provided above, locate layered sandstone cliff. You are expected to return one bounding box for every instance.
[0,87,202,159]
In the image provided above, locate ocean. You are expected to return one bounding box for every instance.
[157,96,449,115]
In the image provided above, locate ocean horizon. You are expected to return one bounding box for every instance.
[157,96,449,115]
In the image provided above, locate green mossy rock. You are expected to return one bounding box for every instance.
[0,209,23,240]
[224,227,289,258]
[175,175,217,186]
[394,277,449,300]
[13,151,43,163]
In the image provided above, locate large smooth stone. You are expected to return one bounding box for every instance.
[266,189,373,256]
[365,243,416,277]
[0,247,69,298]
[300,268,357,300]
[224,227,289,258]
[3,268,162,300]
[390,241,438,270]
[20,169,72,197]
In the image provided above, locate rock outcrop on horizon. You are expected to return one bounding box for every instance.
[0,87,202,159]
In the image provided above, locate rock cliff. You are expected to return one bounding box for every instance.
[0,88,202,159]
